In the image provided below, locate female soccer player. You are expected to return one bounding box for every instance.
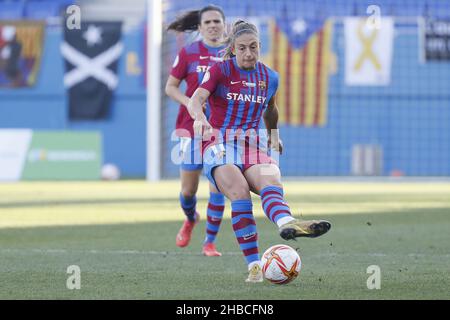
[165,5,227,256]
[188,20,331,282]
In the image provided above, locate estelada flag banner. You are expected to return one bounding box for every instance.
[262,18,333,127]
[344,17,394,86]
[0,21,45,87]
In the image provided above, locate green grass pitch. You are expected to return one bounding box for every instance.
[1,180,449,299]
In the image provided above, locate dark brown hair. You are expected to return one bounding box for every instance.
[167,5,225,33]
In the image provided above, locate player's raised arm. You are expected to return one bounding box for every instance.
[188,87,212,138]
[263,93,283,154]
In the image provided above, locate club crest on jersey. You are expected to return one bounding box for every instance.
[258,81,267,90]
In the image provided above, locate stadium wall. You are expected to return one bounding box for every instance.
[1,2,449,178]
[0,27,147,178]
[163,19,450,178]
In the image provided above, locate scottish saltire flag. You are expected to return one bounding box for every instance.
[61,21,123,120]
[262,17,333,126]
[0,21,45,88]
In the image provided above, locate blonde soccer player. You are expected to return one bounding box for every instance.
[188,20,331,282]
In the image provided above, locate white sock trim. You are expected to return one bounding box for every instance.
[276,216,295,228]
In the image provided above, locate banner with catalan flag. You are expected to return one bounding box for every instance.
[0,21,45,88]
[262,18,333,126]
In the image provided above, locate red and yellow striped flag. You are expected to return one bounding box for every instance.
[262,19,333,126]
[0,21,45,87]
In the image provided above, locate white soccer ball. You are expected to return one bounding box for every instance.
[261,244,302,284]
[101,163,120,181]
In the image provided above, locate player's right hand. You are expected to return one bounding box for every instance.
[193,114,213,140]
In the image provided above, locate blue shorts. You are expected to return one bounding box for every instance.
[178,137,203,171]
[203,141,277,192]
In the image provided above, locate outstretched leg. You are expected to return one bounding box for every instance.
[244,164,331,240]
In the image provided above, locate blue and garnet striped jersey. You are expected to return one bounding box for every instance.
[170,40,225,137]
[199,56,279,147]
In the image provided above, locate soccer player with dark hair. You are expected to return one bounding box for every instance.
[188,20,331,282]
[165,5,227,256]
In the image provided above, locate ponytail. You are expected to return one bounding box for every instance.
[167,10,201,33]
[167,5,225,33]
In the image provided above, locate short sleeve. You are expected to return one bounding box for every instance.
[271,71,279,93]
[268,71,279,101]
[170,48,188,80]
[199,63,223,94]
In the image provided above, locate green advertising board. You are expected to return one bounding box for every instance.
[21,131,102,180]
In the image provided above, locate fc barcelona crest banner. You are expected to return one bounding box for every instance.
[0,21,45,88]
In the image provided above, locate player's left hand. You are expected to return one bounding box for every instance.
[268,136,283,155]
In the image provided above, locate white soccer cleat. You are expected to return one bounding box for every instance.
[245,263,264,283]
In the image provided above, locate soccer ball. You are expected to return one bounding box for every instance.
[101,163,120,180]
[261,244,302,284]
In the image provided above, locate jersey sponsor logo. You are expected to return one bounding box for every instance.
[199,55,223,62]
[197,65,211,73]
[226,92,267,104]
[230,80,256,87]
[242,81,256,88]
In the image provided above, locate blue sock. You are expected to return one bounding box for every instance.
[204,192,225,244]
[260,186,292,225]
[179,193,197,222]
[231,199,259,266]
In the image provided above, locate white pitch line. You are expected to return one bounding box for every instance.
[0,248,449,258]
[0,248,242,256]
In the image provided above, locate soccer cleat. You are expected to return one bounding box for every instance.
[279,219,331,240]
[245,263,264,283]
[175,213,200,247]
[202,242,222,257]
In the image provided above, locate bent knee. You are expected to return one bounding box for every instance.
[228,185,251,200]
[181,185,198,198]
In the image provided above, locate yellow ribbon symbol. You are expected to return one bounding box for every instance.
[354,20,381,71]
